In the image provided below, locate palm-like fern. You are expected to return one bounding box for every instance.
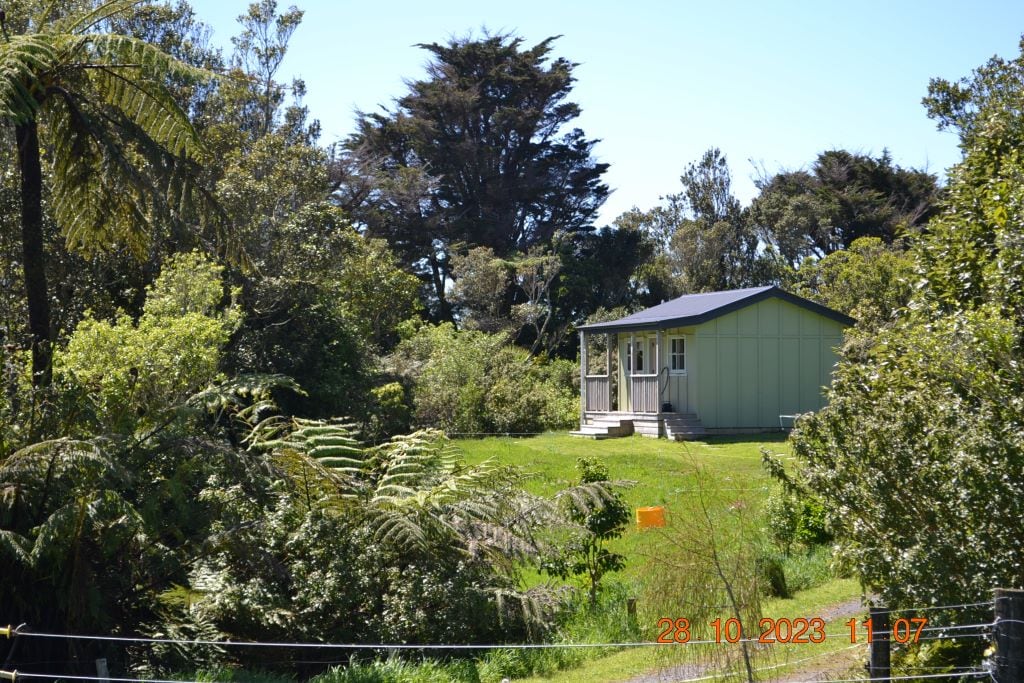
[1,0,222,384]
[253,420,625,571]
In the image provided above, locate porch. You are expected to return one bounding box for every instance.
[574,326,702,439]
[570,410,707,440]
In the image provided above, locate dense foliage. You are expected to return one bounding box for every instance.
[779,39,1024,618]
[750,149,940,265]
[389,322,578,434]
[5,0,1024,679]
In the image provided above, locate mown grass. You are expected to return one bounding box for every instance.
[458,432,788,587]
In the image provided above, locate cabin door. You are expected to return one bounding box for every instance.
[664,335,689,413]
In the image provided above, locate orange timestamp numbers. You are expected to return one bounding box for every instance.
[655,616,929,644]
[846,617,928,644]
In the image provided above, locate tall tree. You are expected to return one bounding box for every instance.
[228,0,305,139]
[750,149,939,265]
[923,35,1024,150]
[341,33,609,320]
[630,149,773,294]
[1,0,211,385]
[783,236,916,327]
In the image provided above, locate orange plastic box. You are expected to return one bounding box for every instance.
[636,506,666,529]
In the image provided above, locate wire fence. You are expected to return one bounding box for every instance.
[1,597,1012,682]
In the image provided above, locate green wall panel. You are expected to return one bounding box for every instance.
[758,299,780,335]
[737,305,759,335]
[779,339,801,415]
[716,336,738,427]
[759,337,780,425]
[692,297,847,428]
[738,337,759,425]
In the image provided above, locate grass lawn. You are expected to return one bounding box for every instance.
[453,432,865,683]
[456,432,791,586]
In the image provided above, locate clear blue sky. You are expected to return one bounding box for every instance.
[191,0,1024,226]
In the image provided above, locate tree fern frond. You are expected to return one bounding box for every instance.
[271,447,358,504]
[54,0,148,36]
[1,438,124,488]
[256,419,370,492]
[0,35,59,123]
[554,479,634,518]
[189,374,303,415]
[29,488,148,569]
[369,507,429,550]
[0,529,32,568]
[83,56,204,158]
[46,90,152,255]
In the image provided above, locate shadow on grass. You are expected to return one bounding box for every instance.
[697,432,790,446]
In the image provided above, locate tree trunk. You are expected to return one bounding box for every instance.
[16,120,53,387]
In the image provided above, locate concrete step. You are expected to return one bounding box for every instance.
[575,425,610,434]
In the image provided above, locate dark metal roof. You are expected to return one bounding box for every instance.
[579,286,855,333]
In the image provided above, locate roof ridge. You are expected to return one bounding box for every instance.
[579,285,853,332]
[671,285,773,299]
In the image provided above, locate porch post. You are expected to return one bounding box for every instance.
[606,333,612,377]
[579,330,587,423]
[655,329,661,373]
[607,332,614,412]
[655,329,661,411]
[629,333,635,413]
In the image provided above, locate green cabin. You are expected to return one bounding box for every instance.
[572,286,853,439]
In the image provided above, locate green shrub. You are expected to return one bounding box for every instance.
[227,277,372,419]
[313,659,479,683]
[794,497,832,547]
[391,323,579,434]
[757,551,789,598]
[779,545,835,594]
[764,490,799,554]
[365,381,412,441]
[56,252,239,433]
[763,489,833,554]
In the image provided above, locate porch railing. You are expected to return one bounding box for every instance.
[630,374,660,413]
[585,376,611,412]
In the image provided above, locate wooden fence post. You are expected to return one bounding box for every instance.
[994,588,1024,682]
[869,606,890,681]
[95,657,110,683]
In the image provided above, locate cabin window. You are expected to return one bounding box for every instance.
[669,336,686,374]
[626,340,645,374]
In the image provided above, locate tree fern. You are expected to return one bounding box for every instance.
[0,35,58,122]
[2,0,230,385]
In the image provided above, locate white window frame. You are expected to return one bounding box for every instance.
[668,335,687,376]
[625,338,648,375]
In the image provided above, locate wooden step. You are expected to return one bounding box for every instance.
[569,430,613,440]
[664,414,706,441]
[571,417,634,439]
[587,417,634,427]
